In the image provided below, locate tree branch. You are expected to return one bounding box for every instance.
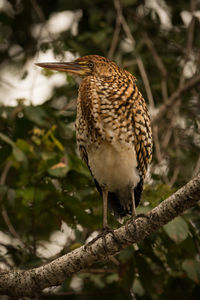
[107,8,121,59]
[143,33,167,79]
[0,162,26,244]
[113,0,155,108]
[0,174,200,297]
[152,74,200,124]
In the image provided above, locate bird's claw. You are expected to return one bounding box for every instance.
[102,226,121,249]
[135,213,149,221]
[125,213,149,240]
[85,226,121,255]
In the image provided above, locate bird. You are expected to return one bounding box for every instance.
[36,55,153,230]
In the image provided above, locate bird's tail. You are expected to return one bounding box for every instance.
[93,177,143,219]
[108,178,144,218]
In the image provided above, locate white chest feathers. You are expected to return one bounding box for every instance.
[87,141,140,192]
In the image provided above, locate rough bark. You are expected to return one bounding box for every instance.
[0,173,200,297]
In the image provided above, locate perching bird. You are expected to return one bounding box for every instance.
[36,55,153,229]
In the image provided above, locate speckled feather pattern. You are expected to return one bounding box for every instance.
[76,56,152,179]
[75,55,153,216]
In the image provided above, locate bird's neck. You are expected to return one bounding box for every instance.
[80,75,137,103]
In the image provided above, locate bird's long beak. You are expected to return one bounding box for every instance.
[35,61,91,76]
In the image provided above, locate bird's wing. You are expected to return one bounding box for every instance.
[131,95,153,179]
[79,145,101,192]
[78,145,89,165]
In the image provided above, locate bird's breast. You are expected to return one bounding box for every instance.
[87,141,140,192]
[76,74,152,184]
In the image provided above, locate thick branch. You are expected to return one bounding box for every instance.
[0,174,200,297]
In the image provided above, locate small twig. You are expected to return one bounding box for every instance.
[113,0,155,108]
[192,154,200,178]
[143,33,167,78]
[152,74,200,124]
[143,32,169,103]
[185,0,197,60]
[30,0,65,57]
[0,161,12,186]
[0,162,26,247]
[161,80,168,103]
[161,127,172,150]
[152,123,170,184]
[30,0,45,22]
[135,56,155,108]
[179,0,197,88]
[152,126,162,162]
[1,209,23,242]
[113,0,132,42]
[169,166,180,187]
[169,128,181,187]
[107,12,121,59]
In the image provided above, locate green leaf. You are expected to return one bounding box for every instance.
[48,163,69,178]
[164,217,189,244]
[24,106,49,127]
[16,139,33,155]
[68,155,90,177]
[182,259,200,284]
[0,132,15,147]
[106,273,119,284]
[40,151,57,161]
[49,132,64,152]
[13,146,27,163]
[0,133,27,163]
[133,278,145,297]
[16,187,35,205]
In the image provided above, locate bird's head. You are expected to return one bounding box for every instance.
[35,55,121,80]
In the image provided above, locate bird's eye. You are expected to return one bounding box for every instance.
[88,62,94,68]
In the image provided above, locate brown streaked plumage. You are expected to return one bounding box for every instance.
[36,55,153,228]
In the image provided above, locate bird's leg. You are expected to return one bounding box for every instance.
[100,187,121,252]
[125,191,137,234]
[125,190,149,238]
[102,188,108,229]
[132,191,149,221]
[85,187,121,252]
[131,191,136,220]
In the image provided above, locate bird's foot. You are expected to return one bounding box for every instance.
[85,227,121,255]
[101,226,122,253]
[125,213,149,240]
[133,213,149,222]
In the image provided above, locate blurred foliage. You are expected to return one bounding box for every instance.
[0,0,200,299]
